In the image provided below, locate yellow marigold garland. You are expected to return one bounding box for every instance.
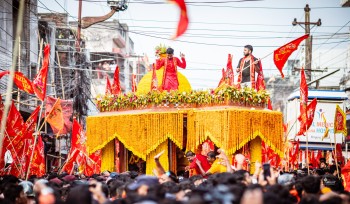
[87,111,184,160]
[101,141,115,172]
[146,140,169,175]
[187,108,284,157]
[250,137,262,174]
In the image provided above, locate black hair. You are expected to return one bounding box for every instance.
[185,151,195,157]
[207,151,216,159]
[301,176,321,194]
[166,48,174,54]
[244,45,253,52]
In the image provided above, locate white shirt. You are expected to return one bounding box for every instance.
[4,150,13,164]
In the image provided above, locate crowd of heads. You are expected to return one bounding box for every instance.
[0,153,349,204]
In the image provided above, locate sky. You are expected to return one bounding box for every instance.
[38,0,350,89]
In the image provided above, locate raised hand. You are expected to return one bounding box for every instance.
[154,150,165,160]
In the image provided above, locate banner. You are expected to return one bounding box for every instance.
[33,44,50,101]
[14,72,35,94]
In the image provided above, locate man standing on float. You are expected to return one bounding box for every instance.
[155,48,186,91]
[236,45,261,89]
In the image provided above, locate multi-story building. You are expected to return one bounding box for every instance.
[0,0,39,116]
[75,20,148,96]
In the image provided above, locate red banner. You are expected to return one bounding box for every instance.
[217,68,226,88]
[105,76,112,94]
[22,106,41,139]
[226,54,234,86]
[297,98,317,135]
[112,65,121,95]
[297,68,308,135]
[28,135,46,177]
[33,44,50,101]
[169,0,189,40]
[14,72,35,94]
[274,34,309,78]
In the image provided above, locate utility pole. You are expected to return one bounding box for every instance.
[293,4,322,82]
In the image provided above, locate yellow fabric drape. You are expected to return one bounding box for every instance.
[146,140,169,175]
[87,111,184,160]
[250,137,262,174]
[101,141,115,172]
[187,108,284,157]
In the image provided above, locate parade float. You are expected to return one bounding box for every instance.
[86,45,284,175]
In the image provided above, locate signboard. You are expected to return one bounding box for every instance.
[287,99,345,144]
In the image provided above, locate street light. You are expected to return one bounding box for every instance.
[81,0,128,29]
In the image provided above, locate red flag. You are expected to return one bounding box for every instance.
[217,68,226,88]
[46,96,73,135]
[33,44,50,101]
[274,34,309,78]
[297,68,308,135]
[297,98,317,135]
[151,64,158,91]
[169,0,189,39]
[226,54,234,86]
[112,65,121,95]
[61,148,80,174]
[105,76,112,94]
[334,104,347,136]
[71,119,87,153]
[85,150,102,176]
[13,72,35,94]
[289,140,300,169]
[132,74,137,93]
[28,135,46,177]
[0,71,9,79]
[22,106,41,139]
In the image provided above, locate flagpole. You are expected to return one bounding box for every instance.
[17,37,21,110]
[306,124,310,175]
[56,51,65,100]
[4,130,25,175]
[334,133,341,179]
[238,51,274,73]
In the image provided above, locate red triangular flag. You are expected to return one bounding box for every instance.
[217,68,226,88]
[105,76,112,94]
[169,0,189,40]
[297,68,309,135]
[28,134,46,177]
[22,106,41,139]
[274,34,309,78]
[226,54,234,86]
[112,65,121,95]
[33,44,50,101]
[297,98,317,134]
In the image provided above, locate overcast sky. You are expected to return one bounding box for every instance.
[38,0,350,89]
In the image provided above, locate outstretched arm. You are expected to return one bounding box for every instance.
[154,150,166,175]
[195,159,206,176]
[177,54,186,69]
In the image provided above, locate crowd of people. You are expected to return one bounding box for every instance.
[0,149,349,204]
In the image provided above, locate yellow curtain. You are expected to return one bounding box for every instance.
[101,141,115,172]
[146,140,169,175]
[87,111,184,160]
[187,108,284,157]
